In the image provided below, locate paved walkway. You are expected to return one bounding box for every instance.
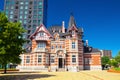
[0,71,120,80]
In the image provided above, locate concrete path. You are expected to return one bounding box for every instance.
[0,71,120,80]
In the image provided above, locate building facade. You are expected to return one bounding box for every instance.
[4,0,47,47]
[17,15,102,71]
[100,50,112,59]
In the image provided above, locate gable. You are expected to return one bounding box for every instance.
[30,24,53,40]
[68,25,78,31]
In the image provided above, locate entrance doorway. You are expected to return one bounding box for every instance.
[59,58,63,68]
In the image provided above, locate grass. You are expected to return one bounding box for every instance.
[114,67,120,71]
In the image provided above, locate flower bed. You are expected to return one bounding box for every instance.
[107,68,120,73]
[0,69,19,72]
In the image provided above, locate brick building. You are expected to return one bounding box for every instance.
[17,15,102,71]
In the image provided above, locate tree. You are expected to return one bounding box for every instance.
[115,51,120,64]
[101,56,110,69]
[0,12,26,73]
[109,59,118,68]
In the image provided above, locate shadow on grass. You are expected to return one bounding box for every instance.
[0,72,55,80]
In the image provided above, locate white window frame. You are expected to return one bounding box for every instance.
[38,55,42,64]
[72,55,76,63]
[72,42,75,49]
[26,56,30,64]
[46,55,49,64]
[51,56,55,63]
[37,42,46,48]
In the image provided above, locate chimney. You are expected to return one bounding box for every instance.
[62,21,65,33]
[86,40,88,47]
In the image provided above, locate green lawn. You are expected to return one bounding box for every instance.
[114,68,120,71]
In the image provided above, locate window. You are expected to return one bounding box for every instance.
[25,6,28,9]
[24,20,27,24]
[20,11,23,14]
[6,1,10,5]
[46,55,49,64]
[38,55,42,63]
[33,15,37,18]
[38,20,41,23]
[33,20,37,23]
[85,58,92,64]
[51,45,54,49]
[34,1,37,4]
[38,5,42,9]
[25,2,28,5]
[26,56,30,63]
[19,20,22,23]
[10,15,13,19]
[5,11,8,15]
[19,15,22,19]
[20,6,23,9]
[37,42,46,48]
[11,6,14,9]
[72,42,75,49]
[72,55,76,63]
[20,2,24,4]
[38,15,42,18]
[34,6,37,9]
[38,11,42,15]
[60,45,62,48]
[29,1,32,5]
[22,34,26,39]
[38,2,42,5]
[56,45,58,48]
[51,56,54,63]
[39,32,44,37]
[25,11,28,14]
[24,15,27,19]
[10,11,13,14]
[6,6,9,9]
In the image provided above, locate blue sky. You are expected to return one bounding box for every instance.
[0,0,120,57]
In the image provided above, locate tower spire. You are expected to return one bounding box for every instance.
[68,13,77,31]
